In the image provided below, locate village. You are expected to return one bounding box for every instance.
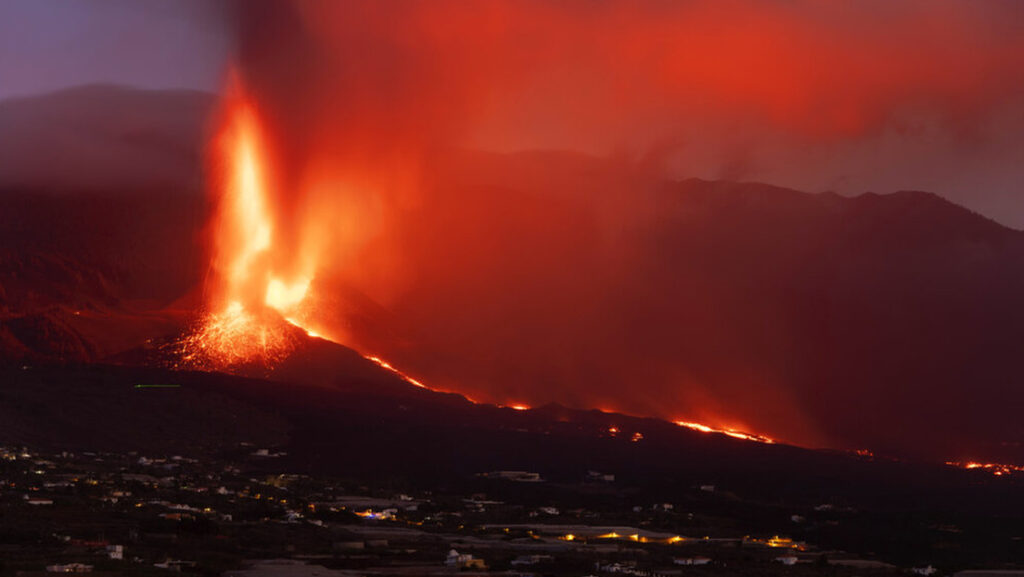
[0,443,959,577]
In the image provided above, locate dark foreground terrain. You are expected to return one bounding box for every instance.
[1,359,1023,576]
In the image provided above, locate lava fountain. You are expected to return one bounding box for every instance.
[180,76,431,397]
[181,78,323,370]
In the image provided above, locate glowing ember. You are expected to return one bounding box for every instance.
[945,461,1024,476]
[744,536,807,551]
[179,301,299,370]
[674,420,775,444]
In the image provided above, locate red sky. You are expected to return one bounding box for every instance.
[233,0,1024,226]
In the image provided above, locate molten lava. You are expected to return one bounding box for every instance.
[180,80,331,370]
[945,460,1024,477]
[674,420,775,444]
[364,355,427,390]
[179,301,299,370]
[181,76,433,394]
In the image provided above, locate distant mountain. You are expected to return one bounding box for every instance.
[0,85,214,361]
[0,84,215,194]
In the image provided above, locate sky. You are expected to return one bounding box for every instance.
[3,0,1021,226]
[0,0,228,99]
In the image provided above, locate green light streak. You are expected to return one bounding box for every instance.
[133,384,181,389]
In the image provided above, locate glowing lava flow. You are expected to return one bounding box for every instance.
[945,460,1024,476]
[674,420,776,444]
[362,355,427,389]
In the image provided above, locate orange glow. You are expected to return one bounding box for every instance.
[674,420,775,444]
[745,536,806,551]
[179,74,430,384]
[179,78,312,369]
[179,301,299,370]
[265,278,312,312]
[945,461,1024,476]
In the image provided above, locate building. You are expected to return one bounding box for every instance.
[445,549,487,570]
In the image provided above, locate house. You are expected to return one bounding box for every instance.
[445,549,487,570]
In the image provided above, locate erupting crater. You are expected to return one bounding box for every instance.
[179,76,437,399]
[178,79,345,370]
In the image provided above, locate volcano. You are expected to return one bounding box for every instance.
[4,86,1024,468]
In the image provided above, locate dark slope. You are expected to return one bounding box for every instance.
[0,85,214,363]
[628,180,1024,461]
[367,160,1024,462]
[2,352,1024,518]
[0,190,207,363]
